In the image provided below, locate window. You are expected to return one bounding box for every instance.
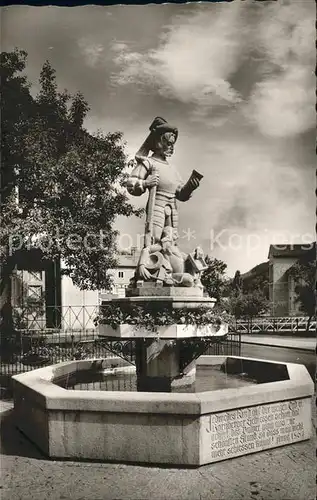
[29,271,43,280]
[27,285,43,305]
[118,271,124,278]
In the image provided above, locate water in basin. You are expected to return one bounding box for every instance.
[55,364,258,392]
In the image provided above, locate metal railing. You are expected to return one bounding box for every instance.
[233,316,316,335]
[0,305,241,394]
[13,304,99,333]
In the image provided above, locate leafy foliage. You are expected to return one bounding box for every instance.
[1,50,34,205]
[226,290,269,319]
[1,49,142,358]
[1,50,141,284]
[242,273,269,299]
[98,302,231,334]
[201,256,228,300]
[224,264,270,319]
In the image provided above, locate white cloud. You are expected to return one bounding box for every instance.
[255,4,313,69]
[246,2,315,137]
[112,4,246,115]
[111,41,129,53]
[246,68,314,137]
[187,136,315,274]
[77,37,104,67]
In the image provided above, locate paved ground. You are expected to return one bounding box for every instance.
[241,334,315,351]
[0,399,315,500]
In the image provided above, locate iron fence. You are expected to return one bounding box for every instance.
[1,305,241,396]
[1,304,313,398]
[204,333,241,356]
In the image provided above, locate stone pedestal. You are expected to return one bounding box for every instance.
[126,284,204,298]
[99,292,227,391]
[135,339,195,392]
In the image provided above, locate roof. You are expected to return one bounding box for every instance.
[268,243,315,259]
[115,251,140,268]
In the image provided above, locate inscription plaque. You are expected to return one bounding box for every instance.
[200,398,312,463]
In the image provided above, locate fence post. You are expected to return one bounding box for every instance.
[71,334,74,358]
[19,330,23,355]
[83,305,85,338]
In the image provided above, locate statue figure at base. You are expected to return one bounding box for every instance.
[135,226,201,287]
[126,117,207,287]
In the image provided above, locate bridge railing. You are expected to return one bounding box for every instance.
[232,316,316,335]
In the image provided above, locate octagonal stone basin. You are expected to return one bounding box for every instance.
[12,356,313,466]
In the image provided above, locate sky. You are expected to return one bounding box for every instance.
[2,1,315,276]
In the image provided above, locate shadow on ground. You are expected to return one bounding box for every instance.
[0,410,47,460]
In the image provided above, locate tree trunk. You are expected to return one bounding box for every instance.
[0,256,16,360]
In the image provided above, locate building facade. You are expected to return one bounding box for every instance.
[268,244,314,317]
[102,248,139,298]
[11,250,99,331]
[11,247,140,331]
[240,243,314,317]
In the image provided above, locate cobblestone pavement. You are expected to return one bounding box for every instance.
[0,399,315,500]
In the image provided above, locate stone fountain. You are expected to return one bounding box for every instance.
[12,117,313,466]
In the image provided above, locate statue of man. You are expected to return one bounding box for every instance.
[126,117,202,245]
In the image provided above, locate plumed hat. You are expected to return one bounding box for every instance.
[135,117,178,160]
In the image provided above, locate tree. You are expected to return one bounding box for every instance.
[226,290,269,320]
[224,264,270,320]
[1,50,141,358]
[1,49,35,344]
[201,256,228,301]
[242,274,269,300]
[289,246,315,330]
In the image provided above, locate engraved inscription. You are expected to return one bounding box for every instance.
[202,398,311,462]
